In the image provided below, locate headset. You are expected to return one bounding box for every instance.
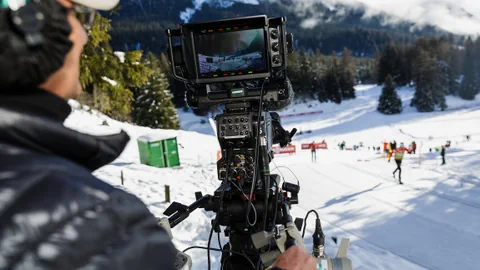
[0,0,72,90]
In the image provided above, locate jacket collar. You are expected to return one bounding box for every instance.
[0,107,130,171]
[0,89,72,122]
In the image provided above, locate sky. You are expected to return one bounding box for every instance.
[292,0,480,35]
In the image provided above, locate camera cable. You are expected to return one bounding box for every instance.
[246,79,268,229]
[301,210,325,258]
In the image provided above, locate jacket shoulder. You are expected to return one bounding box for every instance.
[0,145,177,270]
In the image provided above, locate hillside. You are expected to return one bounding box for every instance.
[66,85,480,269]
[106,0,446,55]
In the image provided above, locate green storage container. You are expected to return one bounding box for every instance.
[137,134,180,168]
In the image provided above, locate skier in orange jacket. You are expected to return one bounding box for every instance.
[392,143,412,184]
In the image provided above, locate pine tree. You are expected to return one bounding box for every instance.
[312,49,328,102]
[80,14,149,121]
[377,44,400,85]
[435,60,449,111]
[159,53,187,108]
[475,38,480,93]
[132,53,180,129]
[460,38,478,100]
[412,50,436,112]
[338,48,356,99]
[325,66,342,104]
[339,70,356,99]
[298,48,314,98]
[287,52,301,97]
[377,75,402,114]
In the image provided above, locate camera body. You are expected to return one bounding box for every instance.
[166,15,295,110]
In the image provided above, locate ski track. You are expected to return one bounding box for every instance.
[296,203,431,270]
[292,163,479,270]
[340,162,480,211]
[304,164,480,240]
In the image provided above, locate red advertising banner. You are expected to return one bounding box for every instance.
[272,145,296,155]
[301,142,328,150]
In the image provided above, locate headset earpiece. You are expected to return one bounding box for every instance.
[9,0,45,47]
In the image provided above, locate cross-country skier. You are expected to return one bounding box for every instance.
[411,141,417,154]
[392,143,412,184]
[310,141,317,163]
[441,145,446,165]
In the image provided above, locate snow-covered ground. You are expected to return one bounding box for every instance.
[66,85,480,270]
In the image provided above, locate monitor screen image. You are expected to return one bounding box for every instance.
[195,28,267,77]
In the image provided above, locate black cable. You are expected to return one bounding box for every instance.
[217,231,222,250]
[207,223,215,270]
[246,79,267,227]
[271,177,280,228]
[183,246,256,270]
[271,165,301,187]
[301,210,320,238]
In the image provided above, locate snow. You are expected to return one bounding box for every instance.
[65,85,480,270]
[138,133,177,142]
[101,76,118,86]
[177,108,217,136]
[114,51,125,63]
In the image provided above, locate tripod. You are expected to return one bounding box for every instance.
[165,102,299,269]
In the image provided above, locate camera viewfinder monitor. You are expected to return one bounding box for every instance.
[194,27,269,83]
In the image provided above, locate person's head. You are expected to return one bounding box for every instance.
[400,142,404,148]
[0,0,119,99]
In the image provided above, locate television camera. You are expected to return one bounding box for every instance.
[160,15,353,270]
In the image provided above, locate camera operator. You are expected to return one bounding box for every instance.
[0,1,317,269]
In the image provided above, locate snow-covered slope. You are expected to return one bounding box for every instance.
[66,85,480,270]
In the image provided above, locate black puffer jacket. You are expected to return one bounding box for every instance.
[0,91,176,270]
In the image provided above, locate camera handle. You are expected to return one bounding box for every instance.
[164,193,212,228]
